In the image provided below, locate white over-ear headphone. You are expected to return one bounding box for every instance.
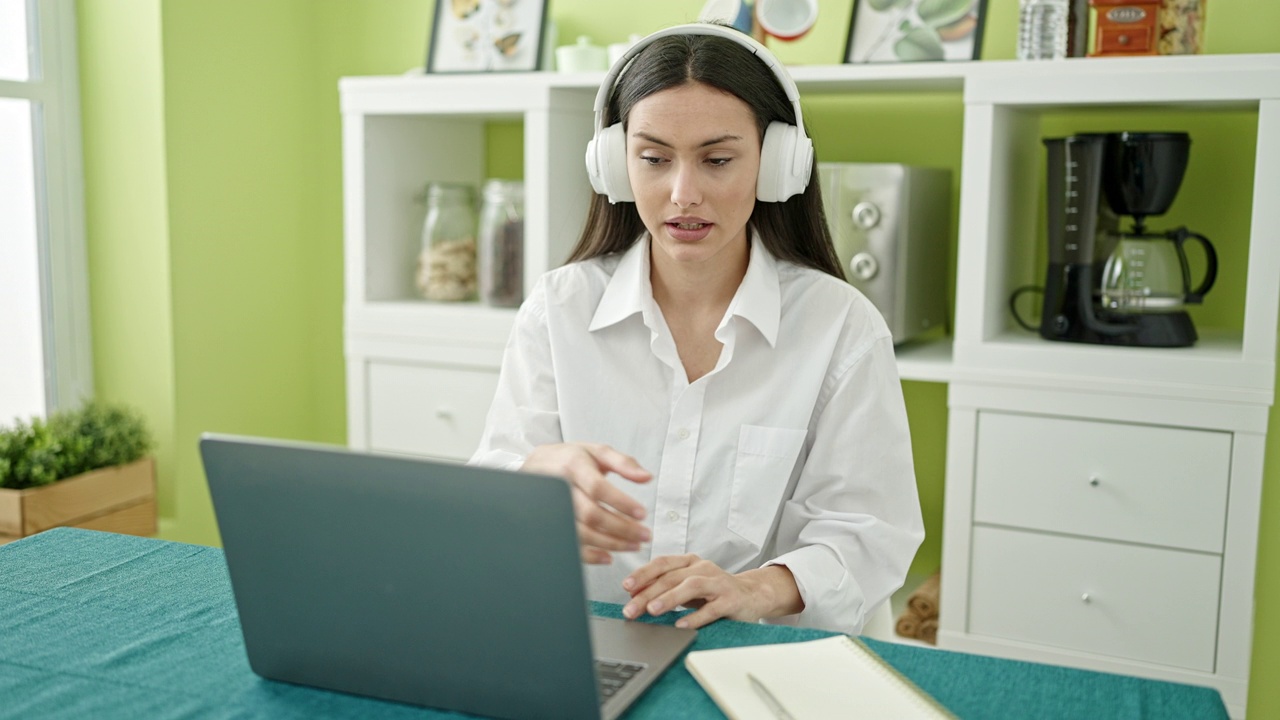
[584,23,814,205]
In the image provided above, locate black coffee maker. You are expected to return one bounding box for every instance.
[1038,132,1218,347]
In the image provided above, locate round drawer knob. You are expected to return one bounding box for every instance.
[435,407,454,420]
[851,201,881,229]
[1081,593,1092,604]
[850,252,879,281]
[1089,476,1100,487]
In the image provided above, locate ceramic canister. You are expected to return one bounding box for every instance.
[556,36,608,72]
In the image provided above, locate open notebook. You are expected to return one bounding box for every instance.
[685,635,953,720]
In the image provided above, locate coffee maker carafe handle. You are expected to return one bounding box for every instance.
[1170,227,1219,304]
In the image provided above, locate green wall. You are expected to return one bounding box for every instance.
[77,1,1279,716]
[77,0,177,520]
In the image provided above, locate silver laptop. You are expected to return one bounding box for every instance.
[199,434,696,720]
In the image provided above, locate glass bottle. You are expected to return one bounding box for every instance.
[417,182,478,302]
[477,179,525,308]
[1017,0,1070,60]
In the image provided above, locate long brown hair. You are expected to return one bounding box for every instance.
[565,30,845,281]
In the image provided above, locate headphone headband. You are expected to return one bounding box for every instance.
[590,23,806,139]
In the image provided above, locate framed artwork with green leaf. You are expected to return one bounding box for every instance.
[845,0,987,63]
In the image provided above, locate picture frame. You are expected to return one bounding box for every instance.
[427,0,549,73]
[844,0,988,64]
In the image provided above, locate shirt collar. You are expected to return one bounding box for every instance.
[588,235,652,332]
[588,231,781,348]
[728,232,781,347]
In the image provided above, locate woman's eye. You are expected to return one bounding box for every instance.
[639,155,664,166]
[707,157,732,167]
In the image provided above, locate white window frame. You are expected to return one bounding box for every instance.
[0,0,92,414]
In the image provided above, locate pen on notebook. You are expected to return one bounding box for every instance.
[747,672,797,720]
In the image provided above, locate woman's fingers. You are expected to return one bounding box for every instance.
[522,442,654,560]
[580,546,612,564]
[671,599,730,630]
[566,452,648,522]
[622,555,700,618]
[571,487,651,546]
[623,554,693,596]
[585,444,653,484]
[621,555,759,627]
[649,574,724,618]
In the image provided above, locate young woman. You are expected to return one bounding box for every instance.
[471,24,923,633]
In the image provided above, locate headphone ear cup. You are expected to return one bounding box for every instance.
[593,122,633,203]
[586,134,607,196]
[757,121,811,202]
[756,121,788,203]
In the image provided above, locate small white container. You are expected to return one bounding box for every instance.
[555,36,607,73]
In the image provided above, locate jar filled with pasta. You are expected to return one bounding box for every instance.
[417,182,478,302]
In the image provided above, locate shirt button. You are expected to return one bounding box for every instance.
[667,510,679,522]
[677,428,690,440]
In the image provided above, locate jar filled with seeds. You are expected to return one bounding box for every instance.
[477,179,525,308]
[417,182,478,302]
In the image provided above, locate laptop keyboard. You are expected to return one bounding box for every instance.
[595,660,646,702]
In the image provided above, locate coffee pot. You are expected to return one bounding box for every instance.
[1099,226,1217,314]
[1034,131,1218,347]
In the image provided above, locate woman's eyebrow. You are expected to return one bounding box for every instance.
[631,131,745,148]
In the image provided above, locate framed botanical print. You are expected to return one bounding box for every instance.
[427,0,549,73]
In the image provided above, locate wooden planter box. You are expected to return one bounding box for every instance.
[0,457,156,545]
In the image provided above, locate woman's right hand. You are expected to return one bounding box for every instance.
[522,443,653,564]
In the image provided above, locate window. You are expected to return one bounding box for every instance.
[0,0,90,421]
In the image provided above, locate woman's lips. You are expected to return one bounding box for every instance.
[665,221,713,242]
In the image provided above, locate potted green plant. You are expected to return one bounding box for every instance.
[0,402,156,544]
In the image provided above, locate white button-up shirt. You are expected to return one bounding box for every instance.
[470,234,924,633]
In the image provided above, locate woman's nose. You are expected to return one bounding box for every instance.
[669,162,702,208]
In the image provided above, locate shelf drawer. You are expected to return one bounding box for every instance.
[973,412,1230,553]
[968,526,1221,672]
[366,361,499,461]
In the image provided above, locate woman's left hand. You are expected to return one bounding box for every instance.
[620,554,802,629]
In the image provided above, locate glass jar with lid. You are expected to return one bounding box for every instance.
[416,182,478,302]
[477,179,524,308]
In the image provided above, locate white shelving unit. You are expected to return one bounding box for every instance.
[941,55,1279,720]
[341,73,596,457]
[341,54,1280,717]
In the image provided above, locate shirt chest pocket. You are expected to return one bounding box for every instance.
[729,425,807,549]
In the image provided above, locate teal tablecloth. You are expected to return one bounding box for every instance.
[0,528,1228,719]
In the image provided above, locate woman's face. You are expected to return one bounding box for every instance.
[626,81,761,271]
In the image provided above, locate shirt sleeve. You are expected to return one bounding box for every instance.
[763,333,925,634]
[468,278,564,470]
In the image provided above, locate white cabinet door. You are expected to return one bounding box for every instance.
[973,412,1231,553]
[366,361,499,461]
[968,526,1221,672]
